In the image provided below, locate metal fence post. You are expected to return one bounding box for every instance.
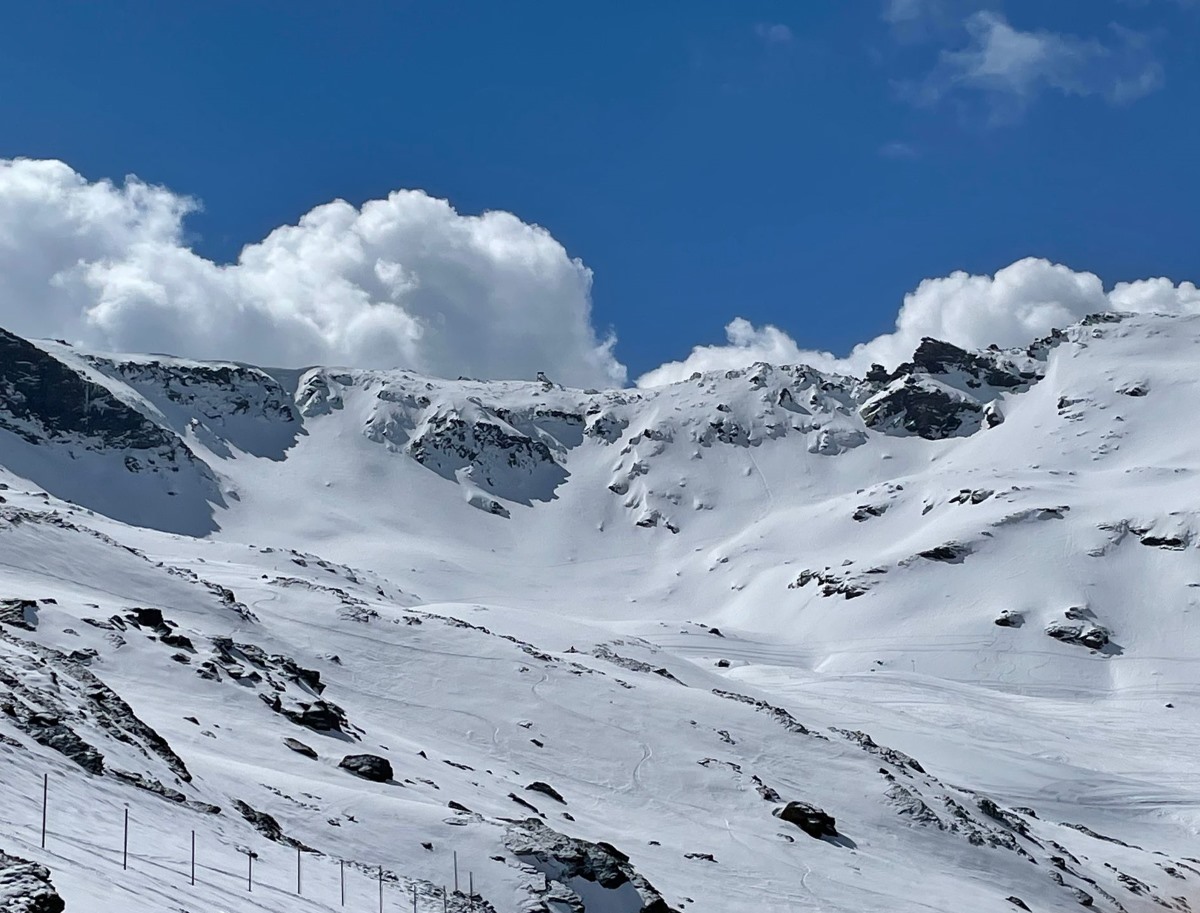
[122,807,129,871]
[40,774,48,849]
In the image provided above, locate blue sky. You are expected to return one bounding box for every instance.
[0,1,1197,383]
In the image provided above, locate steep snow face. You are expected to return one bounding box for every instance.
[81,353,301,460]
[0,329,222,535]
[4,312,1200,912]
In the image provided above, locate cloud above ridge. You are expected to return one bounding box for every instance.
[3,159,1198,395]
[636,257,1200,388]
[0,158,625,388]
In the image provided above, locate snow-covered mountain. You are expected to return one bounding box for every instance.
[3,311,1200,912]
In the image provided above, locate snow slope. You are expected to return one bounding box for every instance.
[2,312,1200,911]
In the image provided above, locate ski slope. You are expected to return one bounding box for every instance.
[2,312,1200,911]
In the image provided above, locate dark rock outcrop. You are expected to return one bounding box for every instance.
[0,600,38,631]
[790,569,868,600]
[232,800,314,851]
[860,337,1045,441]
[917,543,972,563]
[526,781,566,804]
[773,801,838,839]
[0,849,65,913]
[280,699,348,733]
[0,634,190,781]
[339,754,393,782]
[283,737,318,759]
[861,378,983,440]
[0,329,181,453]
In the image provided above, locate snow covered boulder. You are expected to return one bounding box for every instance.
[773,801,837,839]
[1045,621,1111,651]
[339,753,393,782]
[0,850,65,913]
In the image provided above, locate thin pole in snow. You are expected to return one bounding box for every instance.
[340,859,345,907]
[40,774,47,848]
[297,845,302,894]
[122,807,129,871]
[248,852,253,892]
[453,851,459,892]
[413,883,418,912]
[190,830,195,886]
[443,885,448,912]
[469,871,473,898]
[379,865,384,913]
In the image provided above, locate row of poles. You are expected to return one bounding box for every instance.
[38,774,481,910]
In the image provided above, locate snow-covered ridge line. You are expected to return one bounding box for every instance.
[4,312,1076,534]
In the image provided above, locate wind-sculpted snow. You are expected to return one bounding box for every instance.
[4,311,1200,910]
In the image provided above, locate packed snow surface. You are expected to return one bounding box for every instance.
[2,312,1200,911]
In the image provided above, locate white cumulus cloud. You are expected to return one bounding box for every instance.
[0,158,625,388]
[637,258,1200,387]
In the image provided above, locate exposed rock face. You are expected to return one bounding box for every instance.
[790,569,869,600]
[295,369,352,417]
[0,330,221,534]
[860,337,1046,440]
[0,329,182,453]
[405,409,567,505]
[773,801,838,839]
[198,635,349,736]
[232,800,314,851]
[506,819,680,913]
[283,699,348,732]
[832,729,925,774]
[0,850,65,913]
[860,377,984,440]
[0,600,38,631]
[915,543,972,563]
[339,753,393,782]
[0,630,190,781]
[83,356,299,459]
[711,689,818,737]
[905,338,1035,389]
[526,781,566,804]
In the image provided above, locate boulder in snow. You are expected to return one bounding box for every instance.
[339,753,393,782]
